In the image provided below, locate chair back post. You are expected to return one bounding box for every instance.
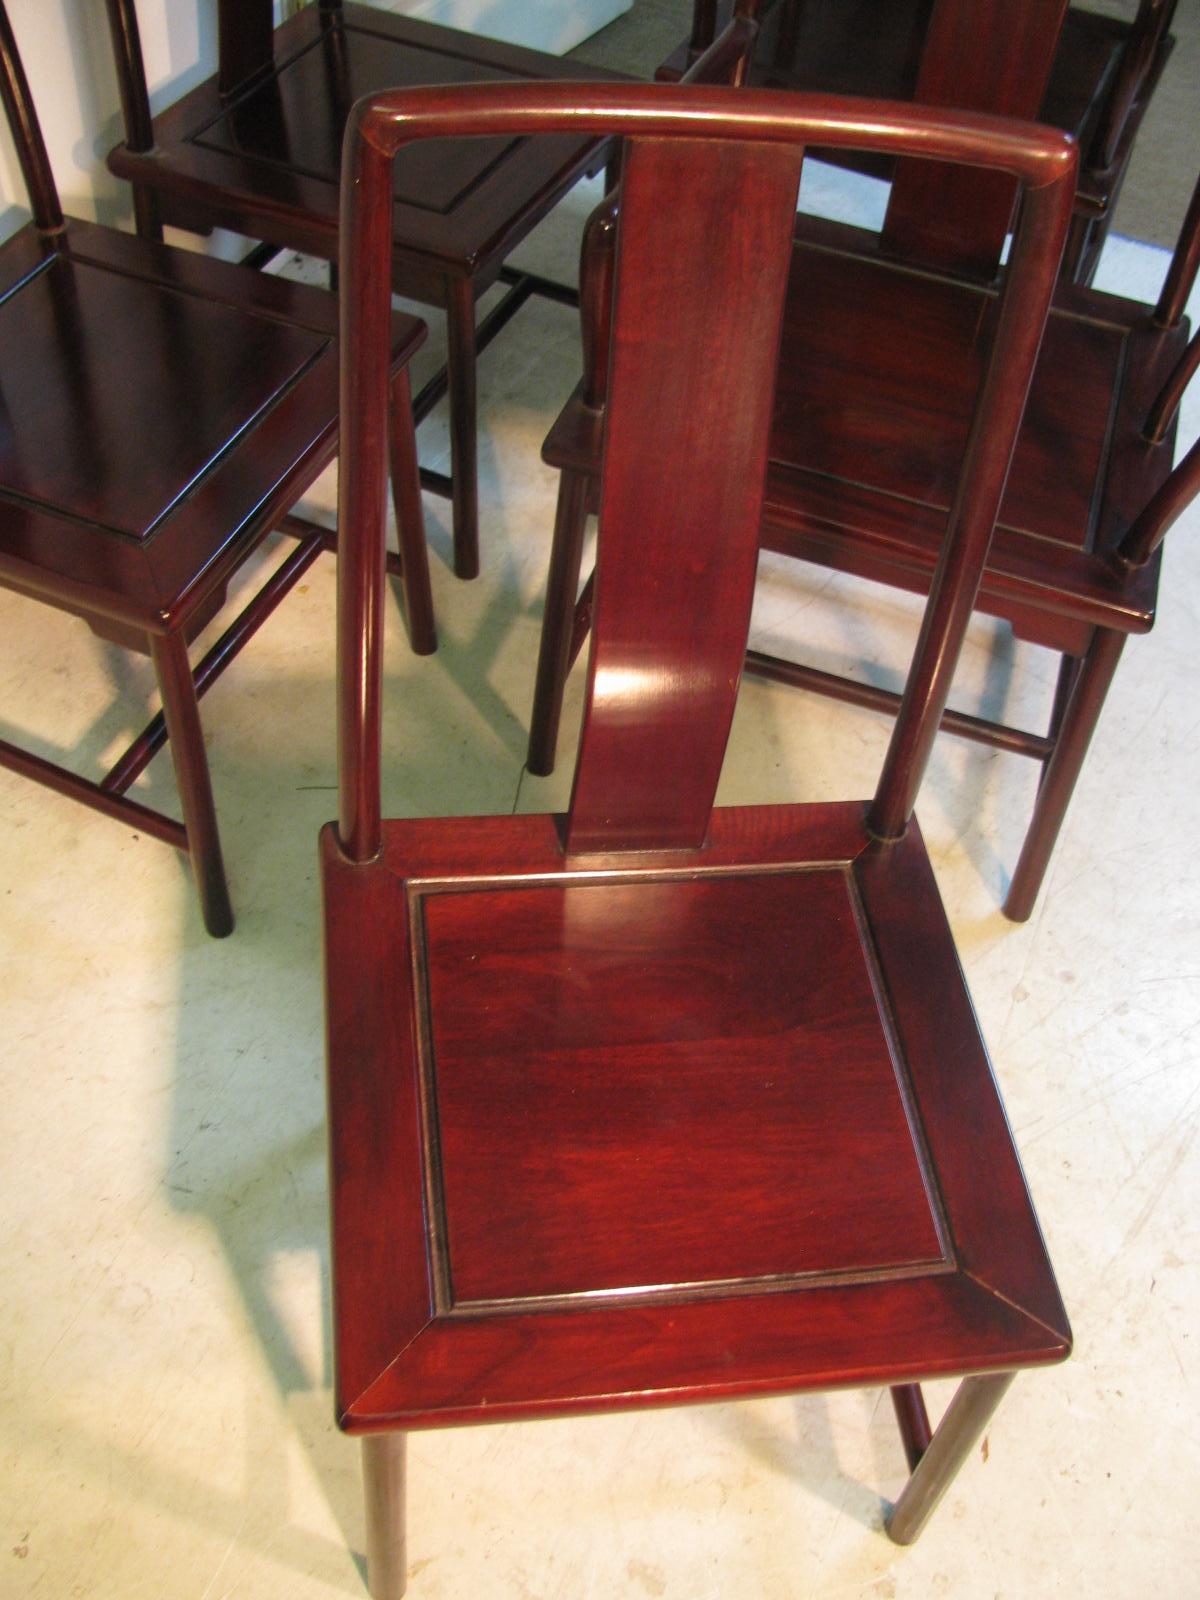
[1154,167,1200,330]
[1143,327,1200,449]
[102,0,154,153]
[1090,0,1176,173]
[336,102,397,863]
[0,0,63,232]
[868,137,1076,839]
[579,196,618,409]
[1117,434,1200,568]
[101,0,162,238]
[1117,166,1200,567]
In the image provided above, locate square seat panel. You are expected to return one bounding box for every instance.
[0,251,324,543]
[323,802,1069,1433]
[0,217,423,632]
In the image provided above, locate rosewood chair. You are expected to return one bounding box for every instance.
[103,0,619,585]
[527,80,1200,924]
[0,0,430,938]
[325,77,1076,1597]
[661,0,1176,283]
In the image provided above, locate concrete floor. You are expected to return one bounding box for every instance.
[2,164,1199,1597]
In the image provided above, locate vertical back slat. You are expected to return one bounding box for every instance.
[565,135,803,855]
[882,0,1068,275]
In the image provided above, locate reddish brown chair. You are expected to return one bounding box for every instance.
[0,0,429,937]
[102,0,619,584]
[662,0,1176,283]
[325,76,1076,1596]
[528,68,1200,925]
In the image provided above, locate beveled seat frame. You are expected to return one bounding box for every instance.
[0,2,430,936]
[327,68,1075,1596]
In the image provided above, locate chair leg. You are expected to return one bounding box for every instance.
[527,470,591,776]
[363,1433,408,1600]
[890,1382,932,1470]
[1003,628,1126,923]
[150,631,234,938]
[445,277,479,581]
[1038,650,1081,792]
[389,367,436,656]
[886,1372,1014,1546]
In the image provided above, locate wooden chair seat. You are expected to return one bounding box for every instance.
[0,1,430,936]
[326,59,1077,1591]
[658,0,1175,282]
[1,220,348,627]
[104,1,620,581]
[325,802,1068,1434]
[543,221,1179,650]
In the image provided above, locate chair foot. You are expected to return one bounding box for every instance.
[151,631,234,937]
[445,278,479,581]
[363,1433,408,1600]
[885,1373,1013,1546]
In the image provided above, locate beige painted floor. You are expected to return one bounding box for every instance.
[2,167,1199,1599]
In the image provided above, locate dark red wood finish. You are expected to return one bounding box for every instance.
[0,0,429,937]
[662,0,1176,283]
[102,0,621,582]
[530,144,1200,922]
[326,76,1075,1595]
[881,0,1068,275]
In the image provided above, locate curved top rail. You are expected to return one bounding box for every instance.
[348,82,1077,192]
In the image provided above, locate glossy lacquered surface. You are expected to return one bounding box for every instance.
[108,5,616,287]
[0,220,352,625]
[4,163,1197,1597]
[532,121,1199,921]
[328,75,1075,1593]
[662,0,1176,281]
[0,0,429,936]
[324,804,1068,1433]
[104,0,620,581]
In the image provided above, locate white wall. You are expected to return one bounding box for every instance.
[1,0,218,239]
